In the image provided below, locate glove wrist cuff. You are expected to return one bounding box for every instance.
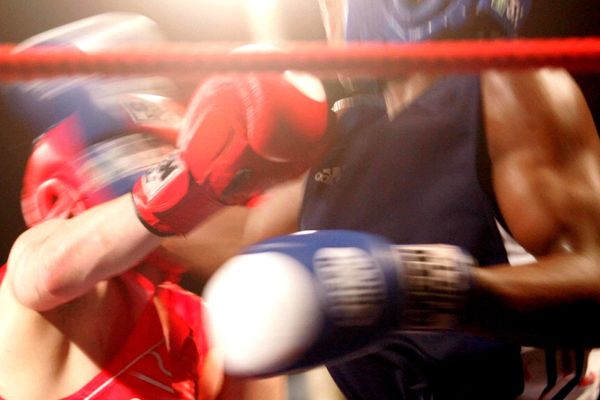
[393,244,474,330]
[132,154,223,236]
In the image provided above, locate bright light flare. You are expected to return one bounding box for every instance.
[243,0,284,41]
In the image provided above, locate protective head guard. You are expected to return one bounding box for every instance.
[3,13,184,226]
[321,0,531,43]
[21,106,179,226]
[320,0,531,94]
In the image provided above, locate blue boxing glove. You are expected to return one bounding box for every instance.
[203,230,474,377]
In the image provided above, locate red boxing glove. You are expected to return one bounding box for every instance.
[132,72,332,236]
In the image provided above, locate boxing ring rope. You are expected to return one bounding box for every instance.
[0,38,599,80]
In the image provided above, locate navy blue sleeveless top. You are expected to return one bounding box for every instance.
[300,75,523,399]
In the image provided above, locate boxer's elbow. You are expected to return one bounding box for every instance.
[10,266,77,312]
[7,224,77,311]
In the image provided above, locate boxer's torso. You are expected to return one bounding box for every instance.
[0,267,203,399]
[300,74,524,399]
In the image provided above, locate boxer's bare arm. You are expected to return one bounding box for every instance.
[162,177,305,283]
[470,69,600,345]
[6,194,161,311]
[241,177,306,246]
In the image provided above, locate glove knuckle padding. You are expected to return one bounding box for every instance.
[227,44,329,161]
[244,73,329,162]
[179,78,246,196]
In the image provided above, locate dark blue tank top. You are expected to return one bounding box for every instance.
[300,75,523,399]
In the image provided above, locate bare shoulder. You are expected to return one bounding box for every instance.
[481,69,600,255]
[0,277,137,398]
[482,69,598,158]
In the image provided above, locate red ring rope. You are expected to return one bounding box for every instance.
[0,38,599,80]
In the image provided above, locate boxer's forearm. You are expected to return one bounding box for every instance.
[7,195,161,311]
[466,252,600,347]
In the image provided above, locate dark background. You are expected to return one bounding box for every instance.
[0,0,599,263]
